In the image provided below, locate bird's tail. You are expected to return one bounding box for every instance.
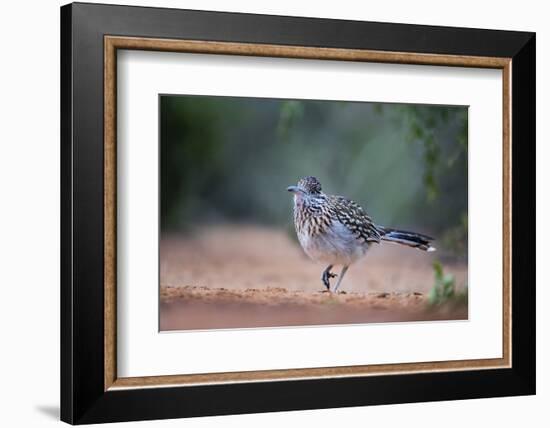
[379,227,436,252]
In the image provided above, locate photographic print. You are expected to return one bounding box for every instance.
[160,95,468,331]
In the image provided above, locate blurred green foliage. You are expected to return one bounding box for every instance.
[428,261,456,305]
[428,261,468,306]
[277,100,304,142]
[160,95,468,258]
[398,105,468,202]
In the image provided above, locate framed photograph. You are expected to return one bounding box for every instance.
[60,2,535,424]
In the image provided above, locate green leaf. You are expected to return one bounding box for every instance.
[432,261,443,280]
[428,287,438,305]
[428,262,457,306]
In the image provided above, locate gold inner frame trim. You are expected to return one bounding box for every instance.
[104,35,512,391]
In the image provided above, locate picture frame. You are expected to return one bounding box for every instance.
[60,2,535,424]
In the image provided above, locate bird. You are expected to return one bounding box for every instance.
[287,176,435,293]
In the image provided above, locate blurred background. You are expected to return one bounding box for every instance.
[160,95,468,257]
[159,94,469,330]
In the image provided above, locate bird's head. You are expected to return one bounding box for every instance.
[287,177,323,203]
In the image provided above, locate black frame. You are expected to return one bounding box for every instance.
[61,2,535,424]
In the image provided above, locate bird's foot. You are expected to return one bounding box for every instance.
[321,269,337,291]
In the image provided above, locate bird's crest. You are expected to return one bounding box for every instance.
[297,176,322,194]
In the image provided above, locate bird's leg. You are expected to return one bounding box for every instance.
[321,264,337,291]
[332,265,349,294]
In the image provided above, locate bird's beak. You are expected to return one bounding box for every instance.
[287,185,301,193]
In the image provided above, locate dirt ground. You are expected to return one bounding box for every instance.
[160,225,467,331]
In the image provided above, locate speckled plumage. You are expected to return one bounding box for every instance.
[288,176,435,292]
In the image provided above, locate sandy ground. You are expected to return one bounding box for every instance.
[160,225,467,331]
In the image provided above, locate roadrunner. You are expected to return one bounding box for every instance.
[287,176,435,293]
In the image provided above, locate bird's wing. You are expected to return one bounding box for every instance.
[328,195,382,243]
